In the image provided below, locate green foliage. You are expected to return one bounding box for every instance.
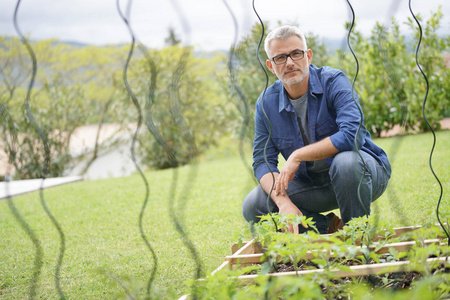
[127,45,231,169]
[339,7,449,137]
[194,213,450,299]
[0,36,232,176]
[0,36,130,179]
[404,8,449,132]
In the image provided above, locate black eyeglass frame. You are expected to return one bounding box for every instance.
[271,50,306,65]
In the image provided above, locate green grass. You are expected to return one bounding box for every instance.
[0,130,449,299]
[372,130,449,226]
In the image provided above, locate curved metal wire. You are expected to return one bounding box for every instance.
[376,0,409,226]
[344,1,376,267]
[252,0,278,232]
[408,0,448,244]
[116,0,158,296]
[344,0,369,218]
[168,0,203,286]
[6,195,43,300]
[222,0,256,184]
[13,1,66,298]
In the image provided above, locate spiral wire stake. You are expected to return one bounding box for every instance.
[168,0,203,290]
[4,163,43,300]
[137,44,175,161]
[376,0,409,226]
[409,0,448,245]
[13,1,67,298]
[1,31,43,300]
[344,0,378,266]
[116,0,158,296]
[222,0,257,184]
[252,0,278,232]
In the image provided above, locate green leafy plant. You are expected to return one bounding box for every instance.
[194,213,450,300]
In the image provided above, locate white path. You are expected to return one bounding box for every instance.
[0,176,83,200]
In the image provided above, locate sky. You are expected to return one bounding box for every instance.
[0,0,449,51]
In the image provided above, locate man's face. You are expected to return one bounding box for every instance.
[266,35,312,87]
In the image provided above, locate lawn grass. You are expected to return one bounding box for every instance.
[0,130,449,299]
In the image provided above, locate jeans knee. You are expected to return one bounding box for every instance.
[329,151,362,180]
[242,195,254,223]
[242,186,263,223]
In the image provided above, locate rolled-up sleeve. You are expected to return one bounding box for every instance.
[252,100,280,182]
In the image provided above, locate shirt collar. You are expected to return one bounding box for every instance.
[308,65,324,95]
[278,84,292,112]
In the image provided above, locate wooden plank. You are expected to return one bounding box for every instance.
[227,239,441,267]
[226,253,265,265]
[232,239,256,256]
[210,260,231,276]
[231,241,250,254]
[371,239,440,253]
[230,225,428,254]
[231,240,262,254]
[237,257,450,280]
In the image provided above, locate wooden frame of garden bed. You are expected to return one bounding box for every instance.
[179,225,448,300]
[212,225,449,278]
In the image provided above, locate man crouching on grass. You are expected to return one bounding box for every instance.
[242,25,391,234]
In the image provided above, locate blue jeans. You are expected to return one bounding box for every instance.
[242,151,390,234]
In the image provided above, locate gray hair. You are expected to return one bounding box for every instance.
[264,25,308,59]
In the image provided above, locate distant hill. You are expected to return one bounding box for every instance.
[51,40,89,48]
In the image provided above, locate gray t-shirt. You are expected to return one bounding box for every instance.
[289,92,329,174]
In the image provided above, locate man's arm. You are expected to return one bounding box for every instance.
[259,172,306,234]
[274,137,339,196]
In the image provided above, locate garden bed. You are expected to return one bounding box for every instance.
[213,224,449,279]
[179,217,449,299]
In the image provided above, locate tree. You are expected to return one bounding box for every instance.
[404,7,449,132]
[337,7,449,137]
[0,37,130,179]
[126,45,230,169]
[165,27,181,46]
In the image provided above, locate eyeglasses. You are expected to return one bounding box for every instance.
[271,50,306,65]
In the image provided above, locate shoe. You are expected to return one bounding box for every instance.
[327,212,343,234]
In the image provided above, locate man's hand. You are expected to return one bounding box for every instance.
[259,172,307,234]
[278,201,308,234]
[274,154,301,196]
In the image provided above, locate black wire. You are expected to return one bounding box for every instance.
[137,43,176,164]
[344,0,374,267]
[1,14,41,300]
[13,1,67,298]
[408,0,449,245]
[6,195,43,300]
[222,0,256,184]
[252,0,278,232]
[344,0,369,218]
[168,0,203,287]
[376,1,409,226]
[116,0,158,297]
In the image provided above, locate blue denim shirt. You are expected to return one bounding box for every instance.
[252,65,391,183]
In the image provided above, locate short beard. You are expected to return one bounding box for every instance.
[281,71,307,86]
[276,67,308,86]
